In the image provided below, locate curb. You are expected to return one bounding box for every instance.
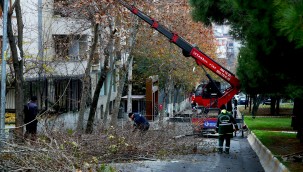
[247,131,290,172]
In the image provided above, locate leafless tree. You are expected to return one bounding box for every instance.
[1,0,25,141]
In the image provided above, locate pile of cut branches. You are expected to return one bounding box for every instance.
[0,122,216,171]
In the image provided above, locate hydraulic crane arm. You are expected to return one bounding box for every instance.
[118,0,240,108]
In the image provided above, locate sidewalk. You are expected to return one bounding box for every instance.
[112,108,264,172]
[237,107,290,172]
[148,107,290,172]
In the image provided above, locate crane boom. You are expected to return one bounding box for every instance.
[119,0,240,108]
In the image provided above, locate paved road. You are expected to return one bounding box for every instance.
[112,135,265,172]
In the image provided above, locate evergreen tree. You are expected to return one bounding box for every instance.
[189,0,303,142]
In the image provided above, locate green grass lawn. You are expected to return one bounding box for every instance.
[243,113,303,172]
[252,130,297,154]
[244,116,293,131]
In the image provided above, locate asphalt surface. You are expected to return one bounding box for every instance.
[112,135,265,172]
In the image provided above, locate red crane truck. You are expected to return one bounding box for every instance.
[119,0,241,136]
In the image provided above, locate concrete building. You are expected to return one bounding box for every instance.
[213,23,241,74]
[0,0,118,121]
[1,1,194,130]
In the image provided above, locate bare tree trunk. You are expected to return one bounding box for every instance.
[251,94,259,118]
[110,20,139,127]
[86,17,118,132]
[167,76,172,117]
[172,85,177,113]
[102,19,116,128]
[7,0,25,141]
[158,84,169,127]
[86,43,110,132]
[76,70,91,133]
[84,23,101,134]
[270,97,276,115]
[76,23,98,133]
[275,97,281,115]
[103,67,113,127]
[160,94,167,118]
[159,43,174,125]
[292,98,303,143]
[110,57,131,127]
[85,70,106,133]
[168,77,175,117]
[175,85,180,112]
[127,57,133,114]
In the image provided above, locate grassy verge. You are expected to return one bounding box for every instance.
[244,116,292,131]
[240,106,303,172]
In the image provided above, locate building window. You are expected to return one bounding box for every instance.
[53,35,69,60]
[53,79,82,112]
[53,35,88,61]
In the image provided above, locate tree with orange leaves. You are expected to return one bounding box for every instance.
[129,0,218,117]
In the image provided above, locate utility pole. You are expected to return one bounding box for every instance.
[38,0,43,58]
[0,0,9,147]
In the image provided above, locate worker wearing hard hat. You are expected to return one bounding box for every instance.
[216,106,238,154]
